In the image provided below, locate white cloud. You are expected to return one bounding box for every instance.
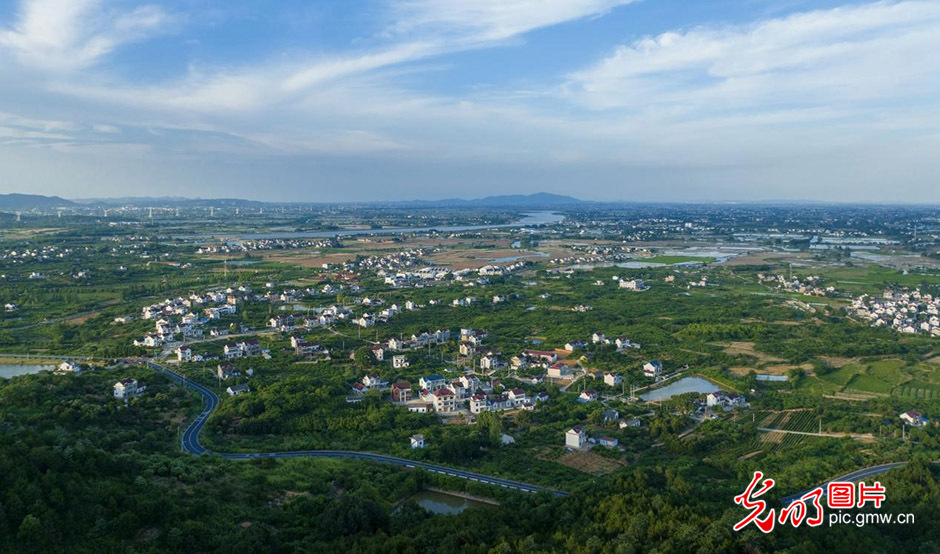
[389,0,636,43]
[0,0,173,71]
[566,1,940,112]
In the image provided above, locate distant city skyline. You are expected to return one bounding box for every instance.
[2,0,940,202]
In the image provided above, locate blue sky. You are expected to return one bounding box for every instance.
[1,0,940,202]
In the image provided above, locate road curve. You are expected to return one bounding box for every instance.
[147,361,569,497]
[780,462,909,506]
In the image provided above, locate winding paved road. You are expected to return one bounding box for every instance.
[780,462,910,506]
[147,361,569,497]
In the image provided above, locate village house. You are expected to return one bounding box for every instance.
[216,363,237,380]
[410,434,425,449]
[603,372,623,387]
[620,279,648,291]
[385,337,404,351]
[565,426,587,449]
[547,361,572,379]
[565,340,587,351]
[226,384,250,396]
[392,355,410,369]
[601,409,620,423]
[523,349,558,364]
[391,381,412,403]
[419,375,447,391]
[459,342,477,357]
[706,391,748,409]
[480,352,501,371]
[579,389,598,403]
[598,436,619,448]
[223,343,242,359]
[57,360,82,374]
[643,361,663,380]
[470,393,488,414]
[113,378,143,399]
[507,388,528,406]
[294,341,321,357]
[362,374,387,390]
[900,410,929,427]
[620,418,642,429]
[616,337,639,350]
[432,388,457,412]
[176,345,192,362]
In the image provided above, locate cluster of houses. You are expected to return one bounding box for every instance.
[288,335,331,361]
[547,244,647,267]
[705,391,748,410]
[356,248,431,273]
[377,259,529,289]
[268,305,353,332]
[135,288,244,347]
[0,244,72,263]
[365,329,453,362]
[564,332,640,353]
[851,289,940,337]
[222,339,264,360]
[758,273,836,296]
[196,238,334,255]
[373,373,548,415]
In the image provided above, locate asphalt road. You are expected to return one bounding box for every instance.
[780,462,909,506]
[147,361,569,497]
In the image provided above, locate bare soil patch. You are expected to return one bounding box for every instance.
[555,450,624,475]
[721,342,784,363]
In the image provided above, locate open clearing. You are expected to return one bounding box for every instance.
[555,450,624,475]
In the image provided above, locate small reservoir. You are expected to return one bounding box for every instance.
[0,363,55,379]
[640,377,720,401]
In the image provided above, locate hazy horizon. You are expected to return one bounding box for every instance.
[2,0,940,202]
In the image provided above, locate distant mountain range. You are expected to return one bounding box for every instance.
[0,193,76,211]
[0,192,587,210]
[74,196,266,208]
[403,192,587,207]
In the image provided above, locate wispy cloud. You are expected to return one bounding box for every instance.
[0,0,173,71]
[1,0,940,201]
[388,0,637,43]
[565,1,940,114]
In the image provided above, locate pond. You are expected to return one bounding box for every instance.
[406,490,495,515]
[640,377,720,401]
[0,363,55,379]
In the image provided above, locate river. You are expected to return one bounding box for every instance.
[220,211,565,240]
